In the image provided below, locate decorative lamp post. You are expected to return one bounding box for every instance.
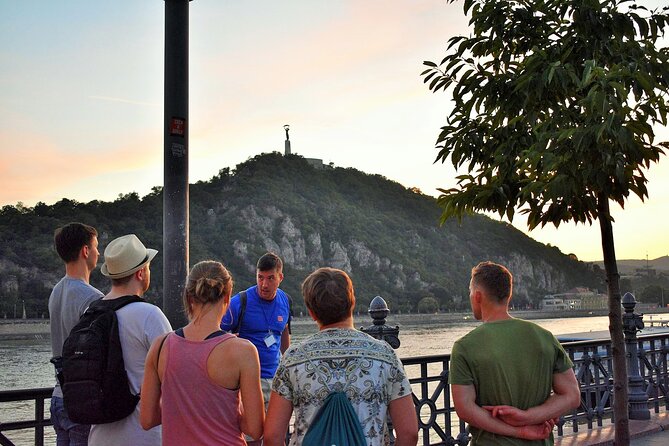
[622,292,650,420]
[360,296,400,349]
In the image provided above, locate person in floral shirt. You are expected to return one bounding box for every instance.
[264,267,418,446]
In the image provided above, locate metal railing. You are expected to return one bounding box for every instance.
[402,354,469,446]
[2,334,669,446]
[0,387,52,446]
[3,296,668,446]
[396,333,669,446]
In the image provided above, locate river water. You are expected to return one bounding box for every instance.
[0,313,656,445]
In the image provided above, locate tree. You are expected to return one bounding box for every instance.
[639,284,666,306]
[422,1,669,443]
[417,296,440,313]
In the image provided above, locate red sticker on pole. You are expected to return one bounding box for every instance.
[170,117,186,137]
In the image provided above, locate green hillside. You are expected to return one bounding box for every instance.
[0,153,603,318]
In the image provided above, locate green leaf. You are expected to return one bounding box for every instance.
[582,60,595,86]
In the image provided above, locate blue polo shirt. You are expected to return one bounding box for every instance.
[220,285,291,378]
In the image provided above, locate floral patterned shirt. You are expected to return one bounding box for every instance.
[272,328,412,446]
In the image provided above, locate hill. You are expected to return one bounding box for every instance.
[0,153,603,317]
[592,257,669,275]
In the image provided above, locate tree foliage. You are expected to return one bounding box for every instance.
[423,1,669,443]
[423,0,669,227]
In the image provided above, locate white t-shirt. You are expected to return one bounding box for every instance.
[88,301,172,446]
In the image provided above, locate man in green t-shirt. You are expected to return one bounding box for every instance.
[450,261,581,445]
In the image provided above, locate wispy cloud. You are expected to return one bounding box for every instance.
[88,96,160,107]
[0,130,161,206]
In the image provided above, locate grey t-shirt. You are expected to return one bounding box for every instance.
[48,276,104,398]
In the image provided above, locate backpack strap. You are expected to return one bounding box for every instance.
[231,290,247,334]
[285,292,293,334]
[93,295,144,312]
[156,332,171,369]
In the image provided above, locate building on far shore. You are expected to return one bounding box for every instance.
[541,288,608,311]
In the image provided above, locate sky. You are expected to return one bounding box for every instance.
[1,0,668,262]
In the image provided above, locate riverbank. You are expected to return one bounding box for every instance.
[0,319,50,340]
[6,306,667,340]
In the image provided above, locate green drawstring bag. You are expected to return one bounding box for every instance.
[302,390,367,446]
[300,347,368,446]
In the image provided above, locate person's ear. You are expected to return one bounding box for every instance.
[473,289,483,305]
[81,244,89,259]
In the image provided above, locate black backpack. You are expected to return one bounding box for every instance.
[60,295,143,424]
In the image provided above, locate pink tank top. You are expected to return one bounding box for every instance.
[161,332,246,446]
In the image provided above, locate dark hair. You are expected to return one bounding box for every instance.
[257,252,283,273]
[471,261,513,303]
[183,261,234,319]
[54,222,97,263]
[302,267,354,325]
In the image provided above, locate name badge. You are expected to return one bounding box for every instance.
[264,333,276,347]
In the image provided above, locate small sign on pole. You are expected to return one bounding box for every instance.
[169,117,186,137]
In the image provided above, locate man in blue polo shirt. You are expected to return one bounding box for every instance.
[221,252,291,410]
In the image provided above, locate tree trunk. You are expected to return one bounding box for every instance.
[597,193,629,445]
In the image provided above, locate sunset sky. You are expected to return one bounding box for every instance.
[1,0,668,262]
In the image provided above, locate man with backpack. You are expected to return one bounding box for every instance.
[86,234,172,446]
[264,267,419,446]
[49,222,104,445]
[220,252,292,410]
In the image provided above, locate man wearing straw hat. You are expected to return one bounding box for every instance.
[88,234,172,446]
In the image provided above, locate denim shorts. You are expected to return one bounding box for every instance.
[50,396,90,446]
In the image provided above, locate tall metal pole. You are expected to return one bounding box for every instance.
[163,0,190,327]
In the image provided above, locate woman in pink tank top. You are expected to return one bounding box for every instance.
[140,261,264,445]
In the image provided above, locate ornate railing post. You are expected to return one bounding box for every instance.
[360,296,401,445]
[360,295,400,349]
[622,292,651,420]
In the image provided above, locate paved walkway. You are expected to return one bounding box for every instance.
[556,413,669,445]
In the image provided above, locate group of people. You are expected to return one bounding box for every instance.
[49,221,580,446]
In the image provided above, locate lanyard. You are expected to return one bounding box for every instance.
[260,298,277,334]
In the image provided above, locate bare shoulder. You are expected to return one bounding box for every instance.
[213,335,256,356]
[149,332,170,352]
[226,336,257,354]
[211,336,259,371]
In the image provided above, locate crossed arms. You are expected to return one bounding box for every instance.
[451,368,581,441]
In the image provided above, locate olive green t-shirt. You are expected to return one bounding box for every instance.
[449,318,573,445]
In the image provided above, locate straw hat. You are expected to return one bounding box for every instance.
[101,234,158,279]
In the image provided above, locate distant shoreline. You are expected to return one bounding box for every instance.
[0,319,50,341]
[5,306,668,340]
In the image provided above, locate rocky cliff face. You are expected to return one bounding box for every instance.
[218,200,597,310]
[0,153,602,316]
